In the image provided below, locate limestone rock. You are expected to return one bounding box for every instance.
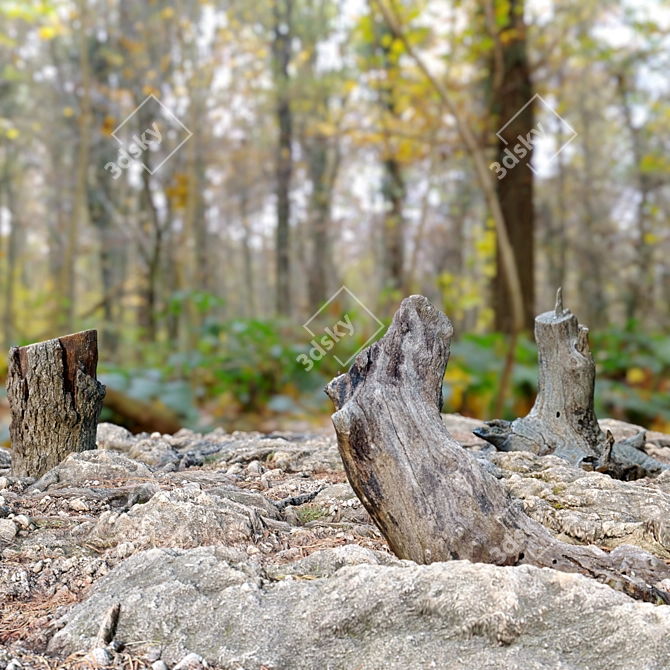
[86,486,265,550]
[0,519,17,543]
[29,450,154,492]
[128,438,181,468]
[96,423,138,453]
[49,546,670,669]
[0,447,11,471]
[491,450,670,557]
[265,544,402,579]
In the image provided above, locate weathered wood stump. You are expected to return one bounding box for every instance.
[325,295,670,603]
[474,289,668,479]
[7,330,106,478]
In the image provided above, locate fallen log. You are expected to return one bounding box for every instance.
[7,330,106,478]
[325,295,670,604]
[473,289,668,479]
[103,387,182,435]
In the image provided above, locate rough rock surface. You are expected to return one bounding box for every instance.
[86,485,266,550]
[491,450,670,558]
[1,418,670,669]
[29,449,154,491]
[49,545,670,670]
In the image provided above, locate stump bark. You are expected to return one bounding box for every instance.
[473,289,668,478]
[325,295,670,604]
[7,330,106,478]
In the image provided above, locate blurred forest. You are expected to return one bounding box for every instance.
[0,0,669,436]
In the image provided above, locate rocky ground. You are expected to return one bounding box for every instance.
[0,416,669,670]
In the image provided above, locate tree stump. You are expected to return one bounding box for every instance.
[474,289,668,478]
[7,330,106,478]
[325,295,670,603]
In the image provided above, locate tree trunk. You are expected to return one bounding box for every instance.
[474,289,669,478]
[240,186,256,319]
[617,71,653,323]
[58,0,93,333]
[3,151,18,349]
[306,134,332,314]
[490,0,535,333]
[103,387,181,435]
[325,295,670,604]
[376,25,406,298]
[90,149,123,358]
[273,0,293,316]
[381,156,406,294]
[8,330,106,479]
[575,84,607,329]
[139,168,162,343]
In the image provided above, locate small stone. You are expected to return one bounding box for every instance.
[173,652,207,670]
[259,475,270,490]
[14,514,31,529]
[143,646,162,663]
[69,498,89,512]
[0,519,17,542]
[59,558,75,573]
[33,560,44,574]
[226,463,243,475]
[269,451,292,470]
[89,647,114,666]
[284,506,301,526]
[247,460,263,476]
[179,451,204,470]
[116,542,135,559]
[7,660,22,670]
[0,476,10,490]
[151,432,162,440]
[151,662,169,670]
[246,545,260,556]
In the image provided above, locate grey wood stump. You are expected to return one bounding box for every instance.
[326,295,670,604]
[474,289,668,479]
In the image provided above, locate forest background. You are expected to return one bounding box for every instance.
[0,0,669,437]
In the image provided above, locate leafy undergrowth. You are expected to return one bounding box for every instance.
[96,322,670,434]
[0,318,667,436]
